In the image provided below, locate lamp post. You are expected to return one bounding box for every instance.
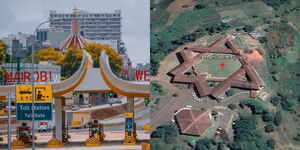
[30,18,60,150]
[7,92,14,150]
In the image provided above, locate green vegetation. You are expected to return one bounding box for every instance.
[150,81,164,105]
[240,99,267,114]
[196,54,241,78]
[151,124,183,150]
[57,46,82,79]
[151,0,300,148]
[228,104,237,110]
[228,114,274,150]
[0,42,6,84]
[84,43,123,73]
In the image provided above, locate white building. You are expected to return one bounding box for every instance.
[49,9,122,52]
[1,32,35,55]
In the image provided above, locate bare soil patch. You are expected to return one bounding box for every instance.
[165,0,196,26]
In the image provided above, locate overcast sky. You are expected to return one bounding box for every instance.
[0,0,150,65]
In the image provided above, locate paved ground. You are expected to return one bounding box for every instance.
[2,141,144,150]
[1,131,150,144]
[22,145,142,150]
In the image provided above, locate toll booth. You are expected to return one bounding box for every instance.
[123,112,136,145]
[85,120,105,146]
[11,122,36,149]
[16,123,35,144]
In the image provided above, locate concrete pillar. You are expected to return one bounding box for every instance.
[55,97,66,141]
[127,96,134,116]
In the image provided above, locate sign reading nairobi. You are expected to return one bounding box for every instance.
[5,71,57,83]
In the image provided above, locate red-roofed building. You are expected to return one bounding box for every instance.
[59,7,89,52]
[175,108,212,136]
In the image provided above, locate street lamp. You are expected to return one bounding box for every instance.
[30,18,61,150]
[7,92,15,150]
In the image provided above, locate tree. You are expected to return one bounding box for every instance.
[151,128,166,138]
[38,47,63,62]
[259,37,268,43]
[57,46,82,79]
[160,124,179,137]
[84,43,123,73]
[229,115,270,150]
[225,89,235,97]
[274,112,282,126]
[217,141,226,150]
[228,104,237,110]
[242,25,255,33]
[265,122,276,133]
[194,3,207,9]
[270,96,280,106]
[240,99,267,114]
[262,113,274,122]
[173,145,183,150]
[164,135,177,144]
[280,97,298,112]
[195,138,215,150]
[0,42,6,64]
[267,139,276,149]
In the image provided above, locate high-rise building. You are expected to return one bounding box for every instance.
[49,9,122,51]
[1,32,35,56]
[36,28,49,43]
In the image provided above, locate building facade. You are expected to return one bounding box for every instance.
[36,29,49,43]
[49,10,122,51]
[1,32,35,56]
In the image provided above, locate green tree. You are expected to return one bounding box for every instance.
[0,42,6,64]
[262,113,274,122]
[195,138,215,150]
[280,97,298,112]
[228,104,237,110]
[265,122,276,133]
[270,96,280,106]
[242,25,255,33]
[274,112,282,126]
[84,43,123,74]
[173,145,183,150]
[225,89,235,97]
[267,139,276,149]
[228,115,270,150]
[240,99,267,114]
[38,47,63,62]
[57,46,82,79]
[151,128,166,138]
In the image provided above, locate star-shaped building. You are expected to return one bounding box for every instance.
[169,36,264,98]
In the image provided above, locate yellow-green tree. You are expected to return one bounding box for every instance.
[84,43,123,73]
[57,46,82,79]
[0,42,6,64]
[0,42,6,82]
[38,47,63,62]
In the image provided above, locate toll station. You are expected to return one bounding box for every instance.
[0,50,150,149]
[0,7,150,149]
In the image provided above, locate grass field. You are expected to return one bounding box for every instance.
[195,53,242,78]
